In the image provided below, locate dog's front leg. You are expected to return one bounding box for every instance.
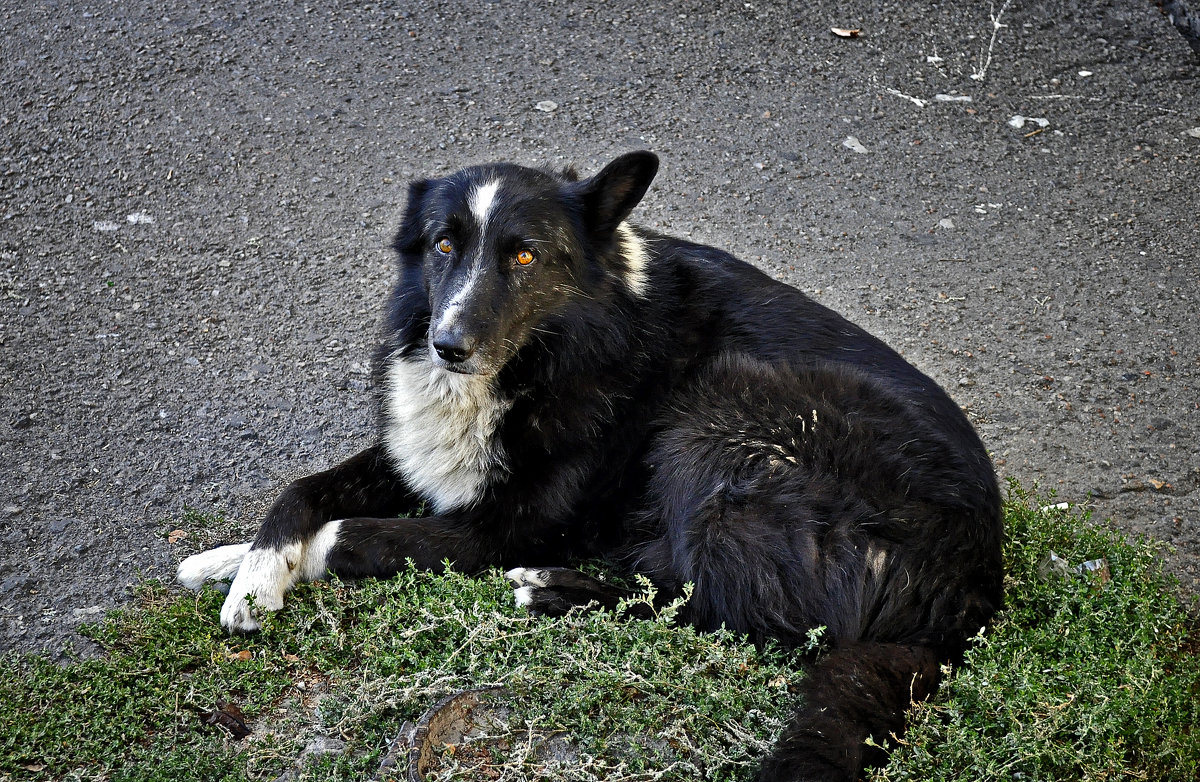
[217,512,499,632]
[178,444,415,632]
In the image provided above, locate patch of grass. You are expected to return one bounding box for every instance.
[0,584,290,781]
[0,553,796,781]
[872,482,1200,781]
[1,487,1198,781]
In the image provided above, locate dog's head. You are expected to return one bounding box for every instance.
[391,151,659,377]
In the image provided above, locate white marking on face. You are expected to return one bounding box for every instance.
[469,179,501,231]
[177,543,252,590]
[616,222,649,297]
[433,261,485,339]
[382,353,511,513]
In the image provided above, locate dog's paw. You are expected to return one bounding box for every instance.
[177,543,252,590]
[504,567,556,613]
[219,546,295,633]
[504,567,622,616]
[219,591,281,633]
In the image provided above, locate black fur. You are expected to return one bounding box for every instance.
[186,151,1003,781]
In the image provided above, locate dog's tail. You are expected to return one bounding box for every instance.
[756,641,942,782]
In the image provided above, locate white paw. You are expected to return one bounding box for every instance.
[220,590,282,633]
[219,546,296,633]
[504,567,549,588]
[177,543,252,590]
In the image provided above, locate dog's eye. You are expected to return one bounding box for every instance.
[516,249,535,266]
[435,237,454,254]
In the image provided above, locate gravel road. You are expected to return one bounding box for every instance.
[2,0,1197,657]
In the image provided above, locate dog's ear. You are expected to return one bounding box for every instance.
[392,178,433,255]
[576,151,659,236]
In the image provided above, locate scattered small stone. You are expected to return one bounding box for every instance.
[125,212,155,225]
[1,576,32,593]
[92,220,120,232]
[934,93,972,102]
[1008,115,1050,129]
[1185,127,1200,139]
[886,88,929,108]
[937,218,955,230]
[47,519,72,534]
[842,136,868,154]
[535,100,558,112]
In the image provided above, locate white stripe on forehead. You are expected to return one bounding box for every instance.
[469,179,501,229]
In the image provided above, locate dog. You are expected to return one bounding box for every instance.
[178,151,1003,781]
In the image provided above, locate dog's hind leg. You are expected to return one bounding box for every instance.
[177,444,413,632]
[503,567,657,618]
[755,641,941,782]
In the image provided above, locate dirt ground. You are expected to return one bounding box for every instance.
[2,0,1198,657]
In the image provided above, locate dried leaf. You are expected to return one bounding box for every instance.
[167,529,188,544]
[226,649,253,662]
[831,27,861,38]
[202,699,251,739]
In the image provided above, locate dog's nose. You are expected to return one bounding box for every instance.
[432,331,477,364]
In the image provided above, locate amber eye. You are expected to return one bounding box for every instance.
[435,237,453,254]
[516,249,535,266]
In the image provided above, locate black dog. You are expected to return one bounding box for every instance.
[179,151,1003,781]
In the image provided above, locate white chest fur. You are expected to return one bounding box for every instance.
[381,355,511,513]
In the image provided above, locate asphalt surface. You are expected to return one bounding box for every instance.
[2,0,1198,658]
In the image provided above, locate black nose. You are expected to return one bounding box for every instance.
[432,332,477,364]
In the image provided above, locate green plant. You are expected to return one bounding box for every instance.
[872,483,1200,781]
